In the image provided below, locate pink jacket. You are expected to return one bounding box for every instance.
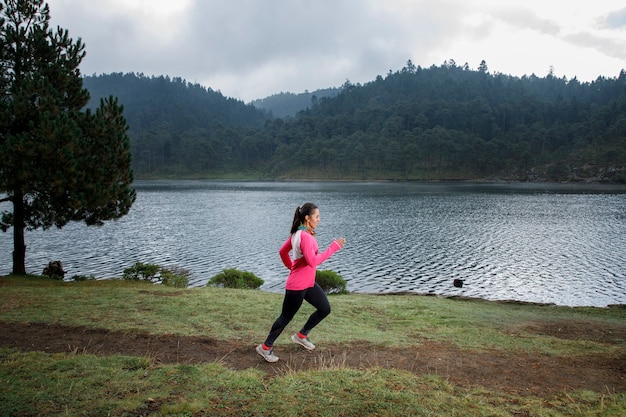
[279,230,342,291]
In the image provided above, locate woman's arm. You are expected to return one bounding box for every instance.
[300,232,341,268]
[278,236,293,269]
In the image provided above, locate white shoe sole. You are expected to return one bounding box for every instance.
[291,334,316,350]
[256,345,279,362]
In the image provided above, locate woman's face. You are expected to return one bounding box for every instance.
[305,208,320,230]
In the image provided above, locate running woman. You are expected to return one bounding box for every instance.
[256,202,346,363]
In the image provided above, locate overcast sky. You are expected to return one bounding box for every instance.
[49,0,626,103]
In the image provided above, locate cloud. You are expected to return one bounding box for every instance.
[170,0,443,98]
[48,0,626,101]
[604,8,626,28]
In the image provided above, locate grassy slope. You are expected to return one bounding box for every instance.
[1,276,625,416]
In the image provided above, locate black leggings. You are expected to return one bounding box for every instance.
[263,282,331,347]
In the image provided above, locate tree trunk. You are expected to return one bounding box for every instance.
[12,193,26,275]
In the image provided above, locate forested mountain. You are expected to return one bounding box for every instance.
[84,73,267,130]
[251,87,342,118]
[278,61,626,181]
[83,73,269,174]
[83,63,626,182]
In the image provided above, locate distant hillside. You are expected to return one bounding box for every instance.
[280,62,626,182]
[81,65,626,182]
[82,73,270,176]
[83,73,268,131]
[251,87,342,118]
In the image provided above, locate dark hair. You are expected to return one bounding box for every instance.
[290,202,318,234]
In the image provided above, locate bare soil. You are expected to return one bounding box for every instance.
[2,319,625,397]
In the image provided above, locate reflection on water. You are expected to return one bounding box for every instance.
[1,181,624,307]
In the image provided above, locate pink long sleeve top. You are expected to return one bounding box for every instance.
[279,229,342,291]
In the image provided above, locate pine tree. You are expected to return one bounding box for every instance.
[0,0,136,275]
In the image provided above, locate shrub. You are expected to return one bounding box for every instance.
[70,274,96,282]
[316,270,349,294]
[122,262,190,288]
[123,262,159,282]
[43,273,64,281]
[42,261,65,280]
[159,266,191,288]
[207,268,264,289]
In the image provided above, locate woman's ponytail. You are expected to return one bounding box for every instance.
[290,202,317,234]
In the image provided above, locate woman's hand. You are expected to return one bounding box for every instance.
[336,237,346,248]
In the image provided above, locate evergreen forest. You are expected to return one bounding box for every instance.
[250,87,342,118]
[83,61,626,183]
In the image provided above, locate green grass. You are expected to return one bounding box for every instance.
[2,350,624,417]
[1,275,625,416]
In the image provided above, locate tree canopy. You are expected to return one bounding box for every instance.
[250,87,342,118]
[85,62,625,183]
[0,0,135,274]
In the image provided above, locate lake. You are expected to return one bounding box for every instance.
[1,180,625,307]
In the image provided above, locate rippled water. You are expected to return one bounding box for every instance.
[1,181,625,307]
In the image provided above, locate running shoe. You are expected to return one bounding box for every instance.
[291,333,316,350]
[256,344,279,363]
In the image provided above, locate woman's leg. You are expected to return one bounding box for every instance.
[263,289,306,347]
[299,283,331,336]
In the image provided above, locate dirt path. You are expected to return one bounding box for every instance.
[1,321,624,397]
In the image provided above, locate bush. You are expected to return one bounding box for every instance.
[42,261,65,280]
[159,266,191,288]
[122,262,190,288]
[70,274,96,282]
[207,268,264,290]
[123,262,159,282]
[316,270,349,294]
